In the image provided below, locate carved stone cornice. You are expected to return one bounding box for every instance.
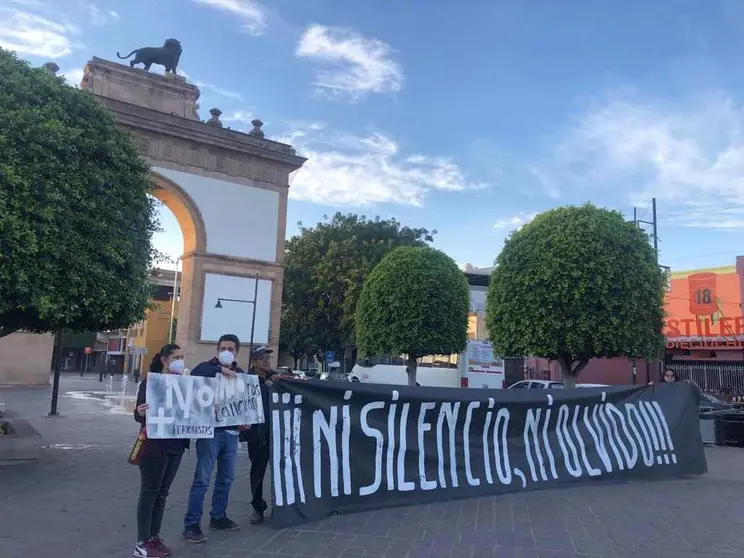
[81,58,306,183]
[95,96,305,183]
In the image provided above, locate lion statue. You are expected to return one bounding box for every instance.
[116,38,182,74]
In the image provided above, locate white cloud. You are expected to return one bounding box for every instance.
[195,81,244,101]
[79,2,119,26]
[8,0,47,6]
[0,8,76,58]
[493,212,539,231]
[534,93,744,230]
[280,123,483,206]
[192,0,266,35]
[296,25,403,100]
[222,110,254,126]
[60,67,84,86]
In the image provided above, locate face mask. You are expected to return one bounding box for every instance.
[218,350,234,366]
[168,359,185,375]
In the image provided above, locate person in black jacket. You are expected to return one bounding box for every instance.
[183,334,248,544]
[132,343,188,558]
[241,346,275,524]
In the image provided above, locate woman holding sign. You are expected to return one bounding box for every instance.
[132,344,189,558]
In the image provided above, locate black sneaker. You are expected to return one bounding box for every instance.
[209,516,240,531]
[249,510,264,525]
[183,524,207,544]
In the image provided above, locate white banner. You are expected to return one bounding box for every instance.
[214,373,265,428]
[145,373,265,439]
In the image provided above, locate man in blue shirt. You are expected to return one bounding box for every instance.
[183,333,247,544]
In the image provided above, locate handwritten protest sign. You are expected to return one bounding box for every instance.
[145,373,266,439]
[215,374,265,428]
[146,373,217,439]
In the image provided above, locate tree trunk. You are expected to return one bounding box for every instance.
[562,373,577,389]
[557,356,588,389]
[344,345,353,375]
[405,354,418,386]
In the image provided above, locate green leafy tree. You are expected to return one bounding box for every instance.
[0,49,157,338]
[281,213,435,368]
[355,246,470,386]
[485,203,665,388]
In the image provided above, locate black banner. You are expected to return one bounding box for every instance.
[269,380,706,527]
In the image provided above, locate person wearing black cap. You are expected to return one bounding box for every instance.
[240,345,275,524]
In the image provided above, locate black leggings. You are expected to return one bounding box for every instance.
[137,453,183,542]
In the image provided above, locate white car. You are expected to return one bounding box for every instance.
[507,380,610,390]
[508,380,564,390]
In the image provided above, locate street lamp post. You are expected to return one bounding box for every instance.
[48,330,63,417]
[214,274,260,370]
[168,256,183,344]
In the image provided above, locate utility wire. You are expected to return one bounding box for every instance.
[658,204,744,219]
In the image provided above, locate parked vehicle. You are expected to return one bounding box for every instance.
[508,380,564,390]
[296,368,319,379]
[507,380,610,390]
[349,362,457,387]
[318,370,349,382]
[349,341,505,389]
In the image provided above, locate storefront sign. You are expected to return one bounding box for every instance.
[664,316,744,339]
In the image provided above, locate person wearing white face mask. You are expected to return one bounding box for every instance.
[183,334,247,544]
[132,343,188,558]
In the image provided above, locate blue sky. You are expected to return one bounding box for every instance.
[3,0,744,272]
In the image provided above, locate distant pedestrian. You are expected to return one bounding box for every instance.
[240,346,276,524]
[662,369,680,383]
[183,334,247,544]
[132,343,188,558]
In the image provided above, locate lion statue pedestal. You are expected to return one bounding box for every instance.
[81,56,200,121]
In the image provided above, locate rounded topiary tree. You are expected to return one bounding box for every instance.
[0,48,157,337]
[355,246,470,386]
[486,203,665,388]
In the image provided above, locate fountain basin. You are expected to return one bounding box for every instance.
[0,410,42,465]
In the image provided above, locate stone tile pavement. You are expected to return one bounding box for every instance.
[1,376,743,558]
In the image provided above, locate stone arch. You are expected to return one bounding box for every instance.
[151,171,207,254]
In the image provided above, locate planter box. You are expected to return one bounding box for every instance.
[0,411,42,465]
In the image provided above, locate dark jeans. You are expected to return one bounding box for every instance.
[248,441,270,513]
[137,453,183,542]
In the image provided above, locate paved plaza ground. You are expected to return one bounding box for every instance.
[1,376,743,558]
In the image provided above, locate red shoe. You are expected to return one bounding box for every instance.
[133,539,166,557]
[152,536,172,556]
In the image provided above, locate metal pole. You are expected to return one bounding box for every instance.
[651,198,663,382]
[124,329,131,377]
[633,207,637,227]
[48,331,63,416]
[168,258,180,344]
[651,198,658,261]
[247,273,259,371]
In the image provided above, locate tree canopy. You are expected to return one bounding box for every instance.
[485,203,665,387]
[355,246,470,385]
[280,213,434,366]
[0,48,157,338]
